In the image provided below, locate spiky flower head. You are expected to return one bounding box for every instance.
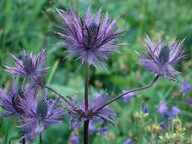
[0,78,26,117]
[65,91,116,129]
[56,6,123,69]
[6,49,46,78]
[139,35,185,79]
[19,93,64,138]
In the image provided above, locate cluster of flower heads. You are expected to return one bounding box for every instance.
[65,91,116,129]
[0,4,187,144]
[158,101,181,117]
[0,50,64,142]
[157,101,181,129]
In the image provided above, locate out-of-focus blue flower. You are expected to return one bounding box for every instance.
[160,122,168,129]
[122,138,132,144]
[160,118,172,130]
[142,103,148,114]
[186,97,192,106]
[122,90,134,102]
[56,6,123,70]
[180,82,191,93]
[158,101,168,115]
[88,120,94,133]
[171,106,181,116]
[96,127,108,133]
[88,118,101,133]
[71,135,78,144]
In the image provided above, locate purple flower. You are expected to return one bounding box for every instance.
[96,127,108,133]
[160,122,168,129]
[139,35,185,79]
[6,49,46,78]
[186,97,192,106]
[122,90,134,102]
[89,117,106,133]
[88,120,95,132]
[56,6,123,69]
[65,91,116,129]
[0,78,26,117]
[171,106,181,116]
[19,93,64,138]
[180,82,191,93]
[142,103,148,114]
[158,101,168,115]
[71,135,78,144]
[123,138,132,144]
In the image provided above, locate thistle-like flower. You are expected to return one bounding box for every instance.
[19,93,64,138]
[65,91,116,128]
[0,78,26,117]
[139,35,185,79]
[56,6,123,69]
[6,49,46,78]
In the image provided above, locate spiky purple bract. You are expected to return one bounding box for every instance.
[6,49,46,78]
[56,6,123,70]
[0,78,26,117]
[19,94,64,138]
[139,35,185,79]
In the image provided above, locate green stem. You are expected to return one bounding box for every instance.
[4,118,10,144]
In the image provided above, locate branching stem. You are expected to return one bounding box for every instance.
[96,75,159,112]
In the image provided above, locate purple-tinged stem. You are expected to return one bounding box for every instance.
[22,138,26,144]
[42,84,72,107]
[84,63,89,144]
[40,134,42,144]
[84,64,89,114]
[96,75,159,112]
[43,85,62,97]
[84,120,89,144]
[40,66,90,144]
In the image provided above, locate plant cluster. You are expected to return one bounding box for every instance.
[0,5,186,144]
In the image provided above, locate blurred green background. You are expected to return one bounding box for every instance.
[0,0,192,143]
